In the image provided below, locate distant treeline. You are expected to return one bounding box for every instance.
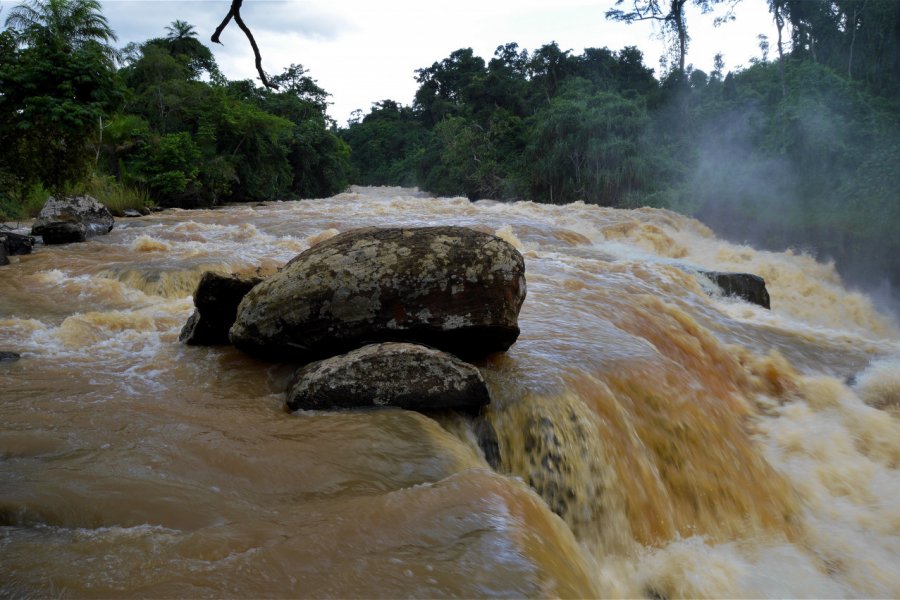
[341,0,900,295]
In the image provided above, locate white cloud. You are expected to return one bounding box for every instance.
[100,0,776,124]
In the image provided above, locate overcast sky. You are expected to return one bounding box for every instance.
[100,0,776,125]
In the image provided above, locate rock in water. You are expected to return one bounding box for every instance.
[31,196,114,245]
[471,412,502,470]
[0,240,7,266]
[702,271,771,309]
[231,226,526,362]
[0,231,34,256]
[285,342,491,412]
[180,271,264,345]
[0,351,20,363]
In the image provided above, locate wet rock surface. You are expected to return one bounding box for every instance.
[0,351,21,363]
[31,196,114,245]
[702,271,771,309]
[34,222,86,245]
[230,226,527,362]
[471,412,501,470]
[180,271,264,346]
[0,230,34,257]
[285,342,491,412]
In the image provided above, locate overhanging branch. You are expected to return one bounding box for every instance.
[211,0,278,89]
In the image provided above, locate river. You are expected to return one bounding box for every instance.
[1,186,898,597]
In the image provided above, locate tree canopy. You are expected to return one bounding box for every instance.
[0,3,350,214]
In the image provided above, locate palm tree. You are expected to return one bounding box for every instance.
[163,19,201,58]
[165,19,197,42]
[5,0,117,58]
[159,19,216,77]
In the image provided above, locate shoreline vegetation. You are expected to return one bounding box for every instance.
[1,0,898,304]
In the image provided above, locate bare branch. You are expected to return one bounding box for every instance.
[210,6,233,44]
[210,0,278,89]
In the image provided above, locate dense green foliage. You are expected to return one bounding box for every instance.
[343,43,662,206]
[340,0,900,298]
[0,0,350,217]
[0,0,121,199]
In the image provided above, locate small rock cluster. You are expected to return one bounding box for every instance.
[2,195,124,268]
[181,226,527,465]
[2,196,115,267]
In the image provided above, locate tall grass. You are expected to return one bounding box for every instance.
[0,184,51,222]
[0,176,153,222]
[80,175,154,217]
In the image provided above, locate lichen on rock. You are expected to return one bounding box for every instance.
[230,226,527,362]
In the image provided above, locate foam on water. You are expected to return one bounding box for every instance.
[131,234,172,253]
[856,358,900,410]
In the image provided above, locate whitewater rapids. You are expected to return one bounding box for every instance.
[1,186,898,597]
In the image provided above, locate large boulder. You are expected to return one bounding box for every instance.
[702,271,771,309]
[285,342,491,412]
[31,196,114,245]
[180,271,264,345]
[230,226,526,362]
[0,240,7,266]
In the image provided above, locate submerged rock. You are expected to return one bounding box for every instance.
[31,196,114,244]
[702,271,771,309]
[0,351,20,363]
[230,226,527,362]
[180,271,264,345]
[285,342,491,412]
[471,412,501,470]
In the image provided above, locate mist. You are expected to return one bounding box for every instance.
[670,72,900,322]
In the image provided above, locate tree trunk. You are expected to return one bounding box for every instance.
[774,2,786,97]
[848,0,868,80]
[674,0,688,73]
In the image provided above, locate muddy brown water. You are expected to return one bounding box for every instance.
[1,187,898,597]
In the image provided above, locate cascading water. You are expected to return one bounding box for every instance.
[1,187,898,597]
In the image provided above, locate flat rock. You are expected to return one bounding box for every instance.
[285,342,491,412]
[31,196,114,245]
[702,271,771,309]
[231,226,526,362]
[180,271,264,345]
